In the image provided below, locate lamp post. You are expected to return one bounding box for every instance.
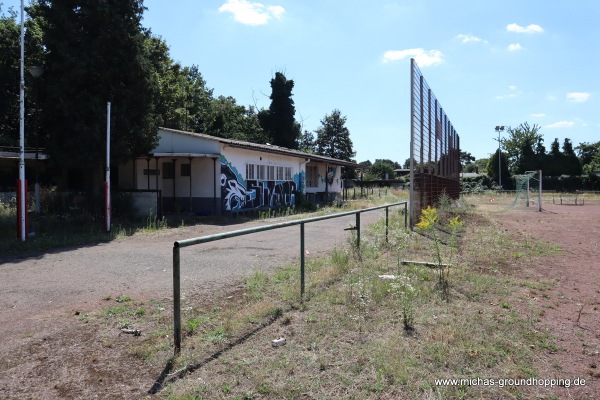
[28,65,44,214]
[495,125,505,190]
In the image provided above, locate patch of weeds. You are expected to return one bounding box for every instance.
[116,295,132,303]
[203,326,228,344]
[186,316,209,335]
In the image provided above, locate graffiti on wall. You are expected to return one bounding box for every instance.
[221,156,298,211]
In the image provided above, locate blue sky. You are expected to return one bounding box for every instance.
[8,0,599,164]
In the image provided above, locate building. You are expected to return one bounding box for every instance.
[117,128,359,216]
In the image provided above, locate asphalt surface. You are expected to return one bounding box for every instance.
[0,209,390,323]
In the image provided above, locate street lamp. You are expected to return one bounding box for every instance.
[495,126,505,189]
[28,65,44,214]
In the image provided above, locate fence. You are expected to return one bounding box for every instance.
[410,58,461,228]
[171,201,408,354]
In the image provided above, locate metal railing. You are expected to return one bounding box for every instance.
[171,201,407,354]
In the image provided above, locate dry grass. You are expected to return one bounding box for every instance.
[90,196,560,400]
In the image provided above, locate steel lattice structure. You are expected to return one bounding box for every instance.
[409,58,461,228]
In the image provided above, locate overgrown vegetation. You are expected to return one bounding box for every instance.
[61,193,565,399]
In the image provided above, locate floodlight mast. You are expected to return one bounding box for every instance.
[495,126,505,190]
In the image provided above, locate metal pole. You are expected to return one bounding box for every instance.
[355,212,361,249]
[105,102,111,232]
[526,176,530,207]
[18,0,26,241]
[173,244,181,355]
[538,170,542,212]
[498,129,501,190]
[385,206,389,243]
[300,223,305,298]
[409,59,416,230]
[404,202,408,230]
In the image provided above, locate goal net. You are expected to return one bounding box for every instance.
[507,170,542,211]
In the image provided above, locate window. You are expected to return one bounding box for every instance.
[246,164,255,180]
[277,166,284,181]
[285,167,292,181]
[267,165,275,180]
[143,169,160,176]
[257,165,266,180]
[181,164,191,177]
[163,162,175,179]
[307,165,319,187]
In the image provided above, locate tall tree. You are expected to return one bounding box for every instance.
[562,138,582,175]
[298,129,316,153]
[486,149,510,188]
[503,122,542,174]
[546,138,563,176]
[258,71,301,149]
[36,0,160,170]
[314,109,355,161]
[0,5,45,147]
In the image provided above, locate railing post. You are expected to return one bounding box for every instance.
[173,244,181,355]
[300,222,305,299]
[385,206,389,243]
[355,212,361,249]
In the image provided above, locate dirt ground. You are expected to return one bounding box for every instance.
[1,203,599,399]
[491,202,600,399]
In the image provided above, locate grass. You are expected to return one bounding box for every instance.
[4,191,567,398]
[122,197,559,399]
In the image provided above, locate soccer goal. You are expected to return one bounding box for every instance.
[509,170,542,211]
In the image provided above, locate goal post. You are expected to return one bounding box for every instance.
[511,170,542,211]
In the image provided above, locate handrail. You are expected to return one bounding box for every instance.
[172,201,408,354]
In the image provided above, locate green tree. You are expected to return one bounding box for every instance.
[486,149,510,188]
[459,151,475,171]
[0,5,45,147]
[546,138,563,176]
[562,138,581,175]
[503,122,542,174]
[314,109,355,161]
[298,129,316,153]
[36,0,160,171]
[576,141,600,166]
[368,159,396,180]
[258,71,301,149]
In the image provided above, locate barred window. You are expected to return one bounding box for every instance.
[285,167,292,181]
[276,166,284,180]
[257,165,266,180]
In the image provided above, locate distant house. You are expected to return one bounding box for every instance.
[117,128,360,216]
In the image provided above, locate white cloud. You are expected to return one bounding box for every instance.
[219,0,285,26]
[456,34,487,44]
[531,113,546,118]
[545,121,575,129]
[496,85,521,100]
[507,23,544,33]
[507,43,523,52]
[382,48,443,67]
[566,92,591,103]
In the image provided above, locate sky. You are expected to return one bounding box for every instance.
[6,0,600,164]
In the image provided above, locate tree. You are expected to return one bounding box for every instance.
[258,71,301,149]
[486,149,510,188]
[368,159,396,180]
[502,122,542,174]
[546,138,563,176]
[576,141,600,166]
[459,151,475,171]
[36,0,160,171]
[0,5,45,147]
[298,130,316,153]
[562,138,582,175]
[314,109,355,161]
